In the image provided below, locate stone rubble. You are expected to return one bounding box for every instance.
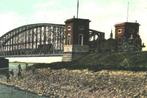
[0,68,147,98]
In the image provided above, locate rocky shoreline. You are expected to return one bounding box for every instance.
[0,68,147,98]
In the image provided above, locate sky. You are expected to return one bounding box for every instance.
[0,0,147,50]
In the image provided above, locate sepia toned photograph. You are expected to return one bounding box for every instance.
[0,0,147,98]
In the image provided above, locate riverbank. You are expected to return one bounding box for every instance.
[0,68,147,98]
[0,82,49,98]
[0,70,49,98]
[0,75,49,98]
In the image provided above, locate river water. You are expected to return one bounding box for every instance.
[9,62,33,71]
[0,84,49,98]
[0,63,49,98]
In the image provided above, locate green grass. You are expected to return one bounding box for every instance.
[31,51,147,71]
[77,51,147,66]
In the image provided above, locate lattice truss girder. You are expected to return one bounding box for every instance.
[0,23,65,56]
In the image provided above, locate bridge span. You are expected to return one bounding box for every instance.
[0,23,65,57]
[0,17,106,64]
[0,17,144,63]
[0,22,103,58]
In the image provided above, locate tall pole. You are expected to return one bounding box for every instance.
[126,2,129,22]
[77,0,79,18]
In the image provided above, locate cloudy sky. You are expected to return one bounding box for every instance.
[0,0,147,50]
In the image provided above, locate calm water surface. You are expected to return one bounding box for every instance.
[0,84,49,98]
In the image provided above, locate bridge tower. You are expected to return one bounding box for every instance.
[115,22,143,51]
[63,18,90,61]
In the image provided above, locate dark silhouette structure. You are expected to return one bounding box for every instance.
[0,57,9,74]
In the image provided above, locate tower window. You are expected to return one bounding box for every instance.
[79,34,84,46]
[67,33,71,45]
[67,26,71,31]
[118,29,122,34]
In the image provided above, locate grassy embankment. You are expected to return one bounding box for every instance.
[32,51,147,71]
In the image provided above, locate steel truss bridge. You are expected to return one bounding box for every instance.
[0,23,104,57]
